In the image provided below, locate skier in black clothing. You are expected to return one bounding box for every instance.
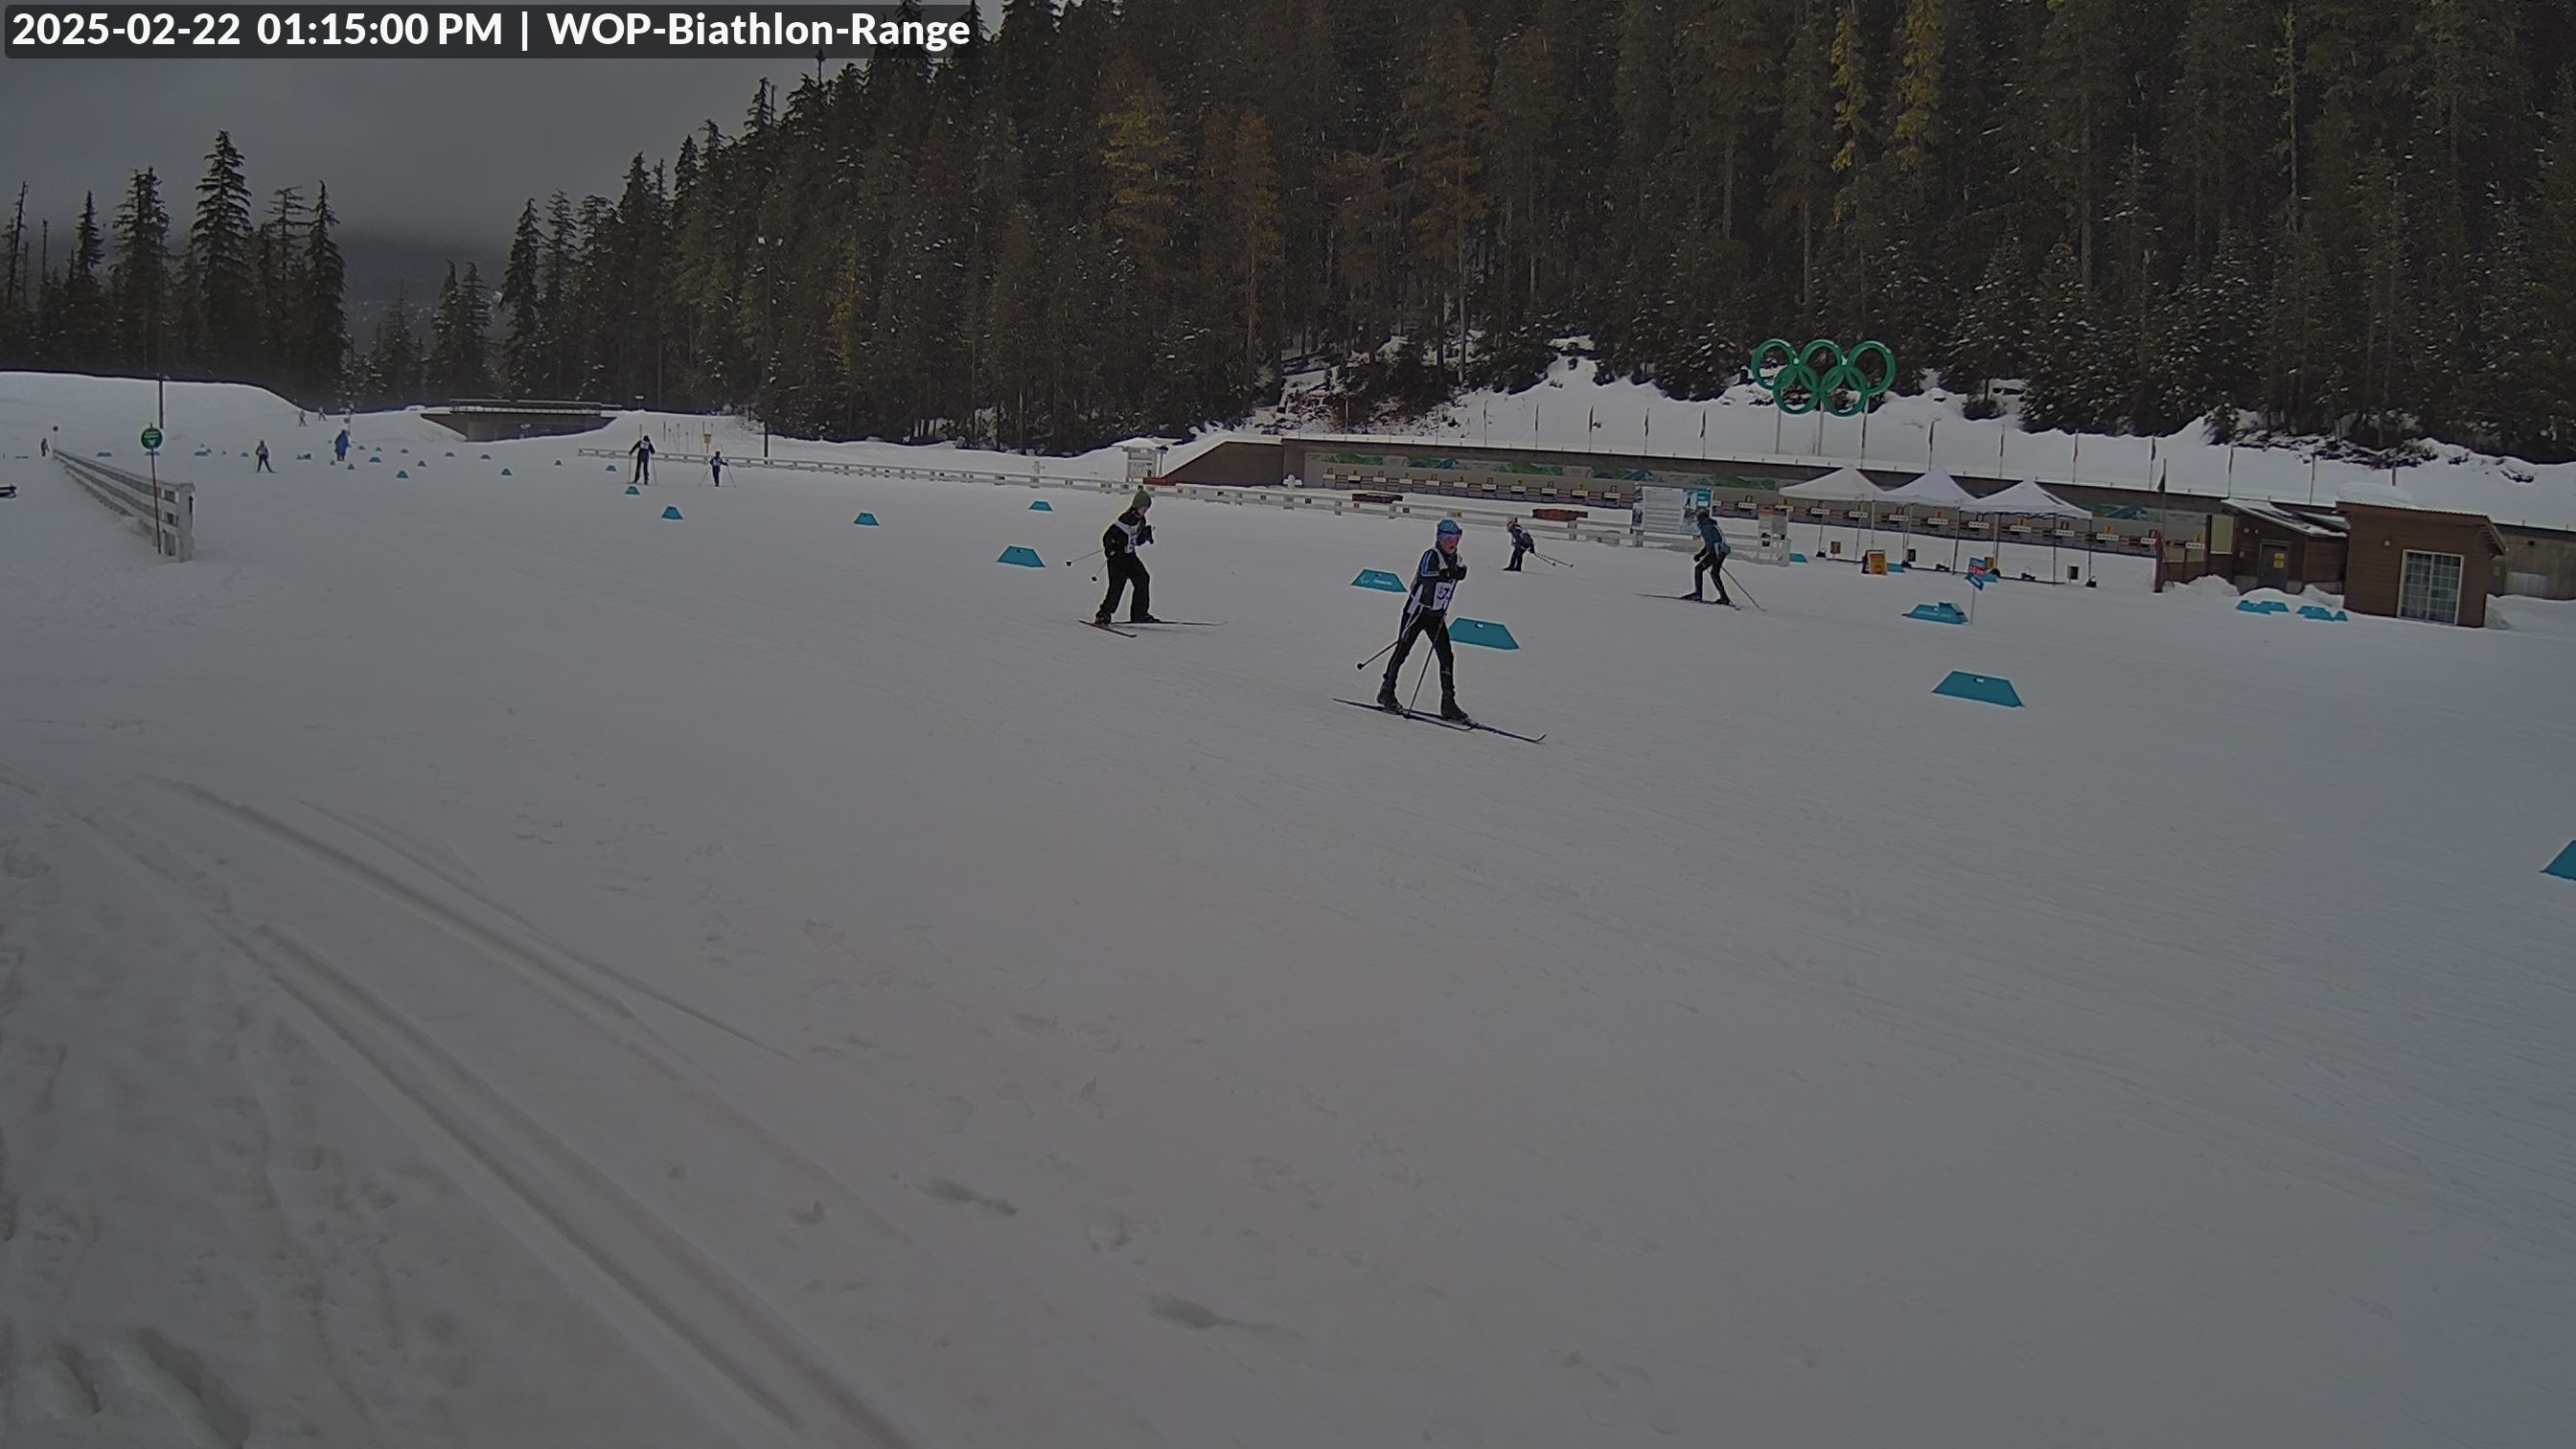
[1506,518,1534,571]
[1378,518,1471,722]
[255,441,273,472]
[630,434,654,485]
[709,449,725,487]
[1095,494,1159,625]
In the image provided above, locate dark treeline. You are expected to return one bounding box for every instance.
[12,1,2576,459]
[486,0,2576,458]
[0,131,374,408]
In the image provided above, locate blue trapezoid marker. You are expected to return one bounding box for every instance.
[1932,671,2022,707]
[998,546,1045,567]
[661,505,683,519]
[1029,499,1053,511]
[854,513,879,526]
[1352,569,1406,592]
[2544,841,2576,882]
[1448,618,1519,651]
[1906,603,1966,624]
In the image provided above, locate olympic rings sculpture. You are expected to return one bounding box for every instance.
[1752,337,1897,418]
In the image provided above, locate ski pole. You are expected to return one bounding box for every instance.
[1405,648,1436,714]
[1062,547,1104,566]
[1535,551,1572,568]
[1356,636,1403,670]
[1722,563,1763,611]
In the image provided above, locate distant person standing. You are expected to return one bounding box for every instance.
[631,433,655,485]
[255,441,273,472]
[1506,518,1534,571]
[334,427,350,465]
[709,449,725,488]
[38,436,48,458]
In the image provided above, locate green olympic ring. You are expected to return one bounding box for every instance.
[1752,338,1897,418]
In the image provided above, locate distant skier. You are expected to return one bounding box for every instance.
[38,436,48,458]
[1377,518,1470,723]
[1095,494,1158,626]
[255,440,273,472]
[709,449,725,487]
[334,427,349,465]
[1690,505,1733,605]
[1506,518,1533,571]
[630,434,655,485]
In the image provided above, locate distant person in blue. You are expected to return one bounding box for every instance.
[334,427,350,465]
[709,449,725,487]
[1094,494,1157,625]
[630,433,655,485]
[1377,518,1471,723]
[1690,505,1733,605]
[1506,518,1533,571]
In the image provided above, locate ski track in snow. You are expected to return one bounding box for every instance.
[1,379,2574,1447]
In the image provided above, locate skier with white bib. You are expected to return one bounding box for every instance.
[1377,518,1472,722]
[1095,494,1158,626]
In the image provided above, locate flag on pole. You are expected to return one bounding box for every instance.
[1967,559,1994,590]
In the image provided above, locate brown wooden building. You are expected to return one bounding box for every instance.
[2221,500,2348,592]
[2336,501,2507,627]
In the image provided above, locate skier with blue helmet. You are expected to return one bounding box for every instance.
[1690,504,1734,605]
[1377,518,1472,722]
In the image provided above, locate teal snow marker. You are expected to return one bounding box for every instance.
[1029,499,1053,511]
[999,546,1045,567]
[2545,841,2576,882]
[1353,569,1406,592]
[2237,599,2289,613]
[553,459,563,466]
[661,505,683,519]
[2297,606,2349,621]
[396,469,409,478]
[854,512,879,525]
[1448,618,1519,651]
[626,484,641,494]
[1906,603,1966,624]
[1933,671,2022,707]
[500,468,513,475]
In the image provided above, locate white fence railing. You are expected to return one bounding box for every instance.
[58,454,196,560]
[572,448,1675,548]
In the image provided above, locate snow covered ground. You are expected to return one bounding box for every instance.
[3,375,2573,1448]
[1236,354,2576,533]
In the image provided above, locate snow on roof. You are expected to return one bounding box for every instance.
[1879,469,1979,510]
[1778,467,1884,502]
[2227,498,2346,539]
[1974,478,2094,520]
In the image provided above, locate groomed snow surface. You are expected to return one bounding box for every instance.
[3,375,2572,1449]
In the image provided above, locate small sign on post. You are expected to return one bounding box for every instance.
[140,426,165,556]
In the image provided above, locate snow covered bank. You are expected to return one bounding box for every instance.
[2,375,2572,1447]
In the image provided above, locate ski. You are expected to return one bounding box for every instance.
[1083,618,1138,637]
[1126,619,1224,627]
[1634,592,1737,609]
[1333,699,1546,744]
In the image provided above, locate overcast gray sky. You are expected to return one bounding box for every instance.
[0,57,811,251]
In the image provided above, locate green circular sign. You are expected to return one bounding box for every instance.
[140,426,163,451]
[1752,338,1897,418]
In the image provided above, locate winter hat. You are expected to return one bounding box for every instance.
[1437,518,1462,540]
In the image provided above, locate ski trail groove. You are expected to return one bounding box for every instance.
[150,777,798,1067]
[69,810,917,1449]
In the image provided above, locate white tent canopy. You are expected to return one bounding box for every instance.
[1778,467,1884,503]
[1879,469,1979,511]
[1971,478,2092,520]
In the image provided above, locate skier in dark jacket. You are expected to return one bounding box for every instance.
[255,440,272,472]
[1095,494,1159,625]
[1690,505,1733,605]
[1378,518,1471,722]
[630,434,655,484]
[1506,518,1534,571]
[709,449,725,487]
[334,427,349,464]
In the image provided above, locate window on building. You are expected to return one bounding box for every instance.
[2399,549,2464,624]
